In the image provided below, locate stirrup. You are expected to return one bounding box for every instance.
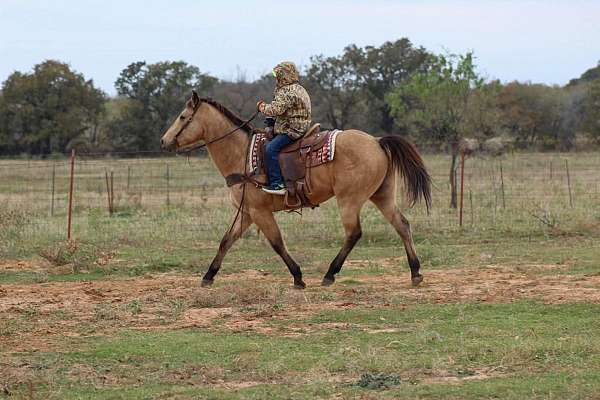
[262,186,286,195]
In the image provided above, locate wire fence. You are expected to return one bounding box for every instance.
[2,150,600,240]
[1,152,227,215]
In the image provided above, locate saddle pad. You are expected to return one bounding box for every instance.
[249,130,341,173]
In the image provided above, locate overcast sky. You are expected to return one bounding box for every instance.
[1,0,599,95]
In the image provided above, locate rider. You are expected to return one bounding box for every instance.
[257,61,311,195]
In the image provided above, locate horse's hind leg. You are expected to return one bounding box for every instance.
[250,209,306,289]
[370,179,423,286]
[322,198,364,286]
[201,212,253,286]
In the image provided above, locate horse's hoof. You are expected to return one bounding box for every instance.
[294,281,306,290]
[201,278,214,287]
[321,277,335,286]
[411,274,423,286]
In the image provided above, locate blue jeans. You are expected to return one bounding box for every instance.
[265,133,294,187]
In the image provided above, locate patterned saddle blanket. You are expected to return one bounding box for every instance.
[249,129,342,208]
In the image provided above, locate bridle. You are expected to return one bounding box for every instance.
[173,98,259,155]
[170,96,262,238]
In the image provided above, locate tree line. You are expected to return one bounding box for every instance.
[1,38,598,158]
[1,38,598,159]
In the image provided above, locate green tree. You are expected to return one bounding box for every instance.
[305,53,366,130]
[568,61,600,87]
[387,52,492,208]
[0,60,105,155]
[582,78,600,143]
[353,39,432,133]
[109,61,217,151]
[305,38,431,134]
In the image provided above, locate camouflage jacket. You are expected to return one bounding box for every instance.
[261,62,311,139]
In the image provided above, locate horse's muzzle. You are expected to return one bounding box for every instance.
[160,139,176,152]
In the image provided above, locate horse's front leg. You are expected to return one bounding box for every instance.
[250,209,306,289]
[201,211,253,287]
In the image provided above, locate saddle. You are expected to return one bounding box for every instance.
[256,124,341,209]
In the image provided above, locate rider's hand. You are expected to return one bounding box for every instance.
[256,101,265,112]
[265,127,274,140]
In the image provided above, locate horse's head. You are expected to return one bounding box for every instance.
[160,90,205,153]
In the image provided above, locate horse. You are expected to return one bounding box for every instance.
[160,91,431,289]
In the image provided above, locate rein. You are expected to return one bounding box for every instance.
[172,98,261,237]
[174,100,259,155]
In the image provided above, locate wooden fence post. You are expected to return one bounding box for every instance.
[500,162,506,209]
[166,164,170,206]
[67,149,75,240]
[50,162,56,217]
[127,166,131,191]
[565,159,573,207]
[110,171,114,212]
[469,189,474,226]
[459,151,465,227]
[105,169,113,215]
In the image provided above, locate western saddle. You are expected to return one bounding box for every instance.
[274,123,332,208]
[226,123,339,209]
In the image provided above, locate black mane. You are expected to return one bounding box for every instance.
[199,97,257,134]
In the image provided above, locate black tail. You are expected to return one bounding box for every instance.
[378,135,432,210]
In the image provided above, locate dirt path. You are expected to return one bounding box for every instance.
[1,261,599,352]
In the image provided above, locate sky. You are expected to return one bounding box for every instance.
[1,0,599,95]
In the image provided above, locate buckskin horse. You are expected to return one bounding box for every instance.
[160,91,431,289]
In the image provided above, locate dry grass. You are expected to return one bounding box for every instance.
[2,152,600,399]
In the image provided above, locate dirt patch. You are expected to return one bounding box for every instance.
[177,307,233,328]
[362,263,600,305]
[1,263,599,352]
[418,366,507,385]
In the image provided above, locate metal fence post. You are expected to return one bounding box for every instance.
[67,149,75,240]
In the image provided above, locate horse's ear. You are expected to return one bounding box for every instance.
[191,90,200,107]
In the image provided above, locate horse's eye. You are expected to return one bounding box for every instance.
[179,115,185,121]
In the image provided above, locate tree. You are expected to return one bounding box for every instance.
[0,60,105,155]
[568,61,600,87]
[109,61,217,151]
[556,84,587,149]
[212,70,274,119]
[582,78,600,143]
[305,39,431,134]
[387,52,493,208]
[352,39,432,133]
[497,82,571,149]
[305,54,366,130]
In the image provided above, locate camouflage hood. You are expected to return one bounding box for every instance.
[274,62,300,88]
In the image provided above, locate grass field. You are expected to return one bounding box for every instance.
[1,151,600,399]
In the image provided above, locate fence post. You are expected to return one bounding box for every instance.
[67,149,75,240]
[127,165,131,191]
[166,164,170,206]
[459,150,465,227]
[105,169,113,215]
[469,189,474,227]
[110,171,115,212]
[50,162,56,217]
[500,162,506,209]
[565,159,573,208]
